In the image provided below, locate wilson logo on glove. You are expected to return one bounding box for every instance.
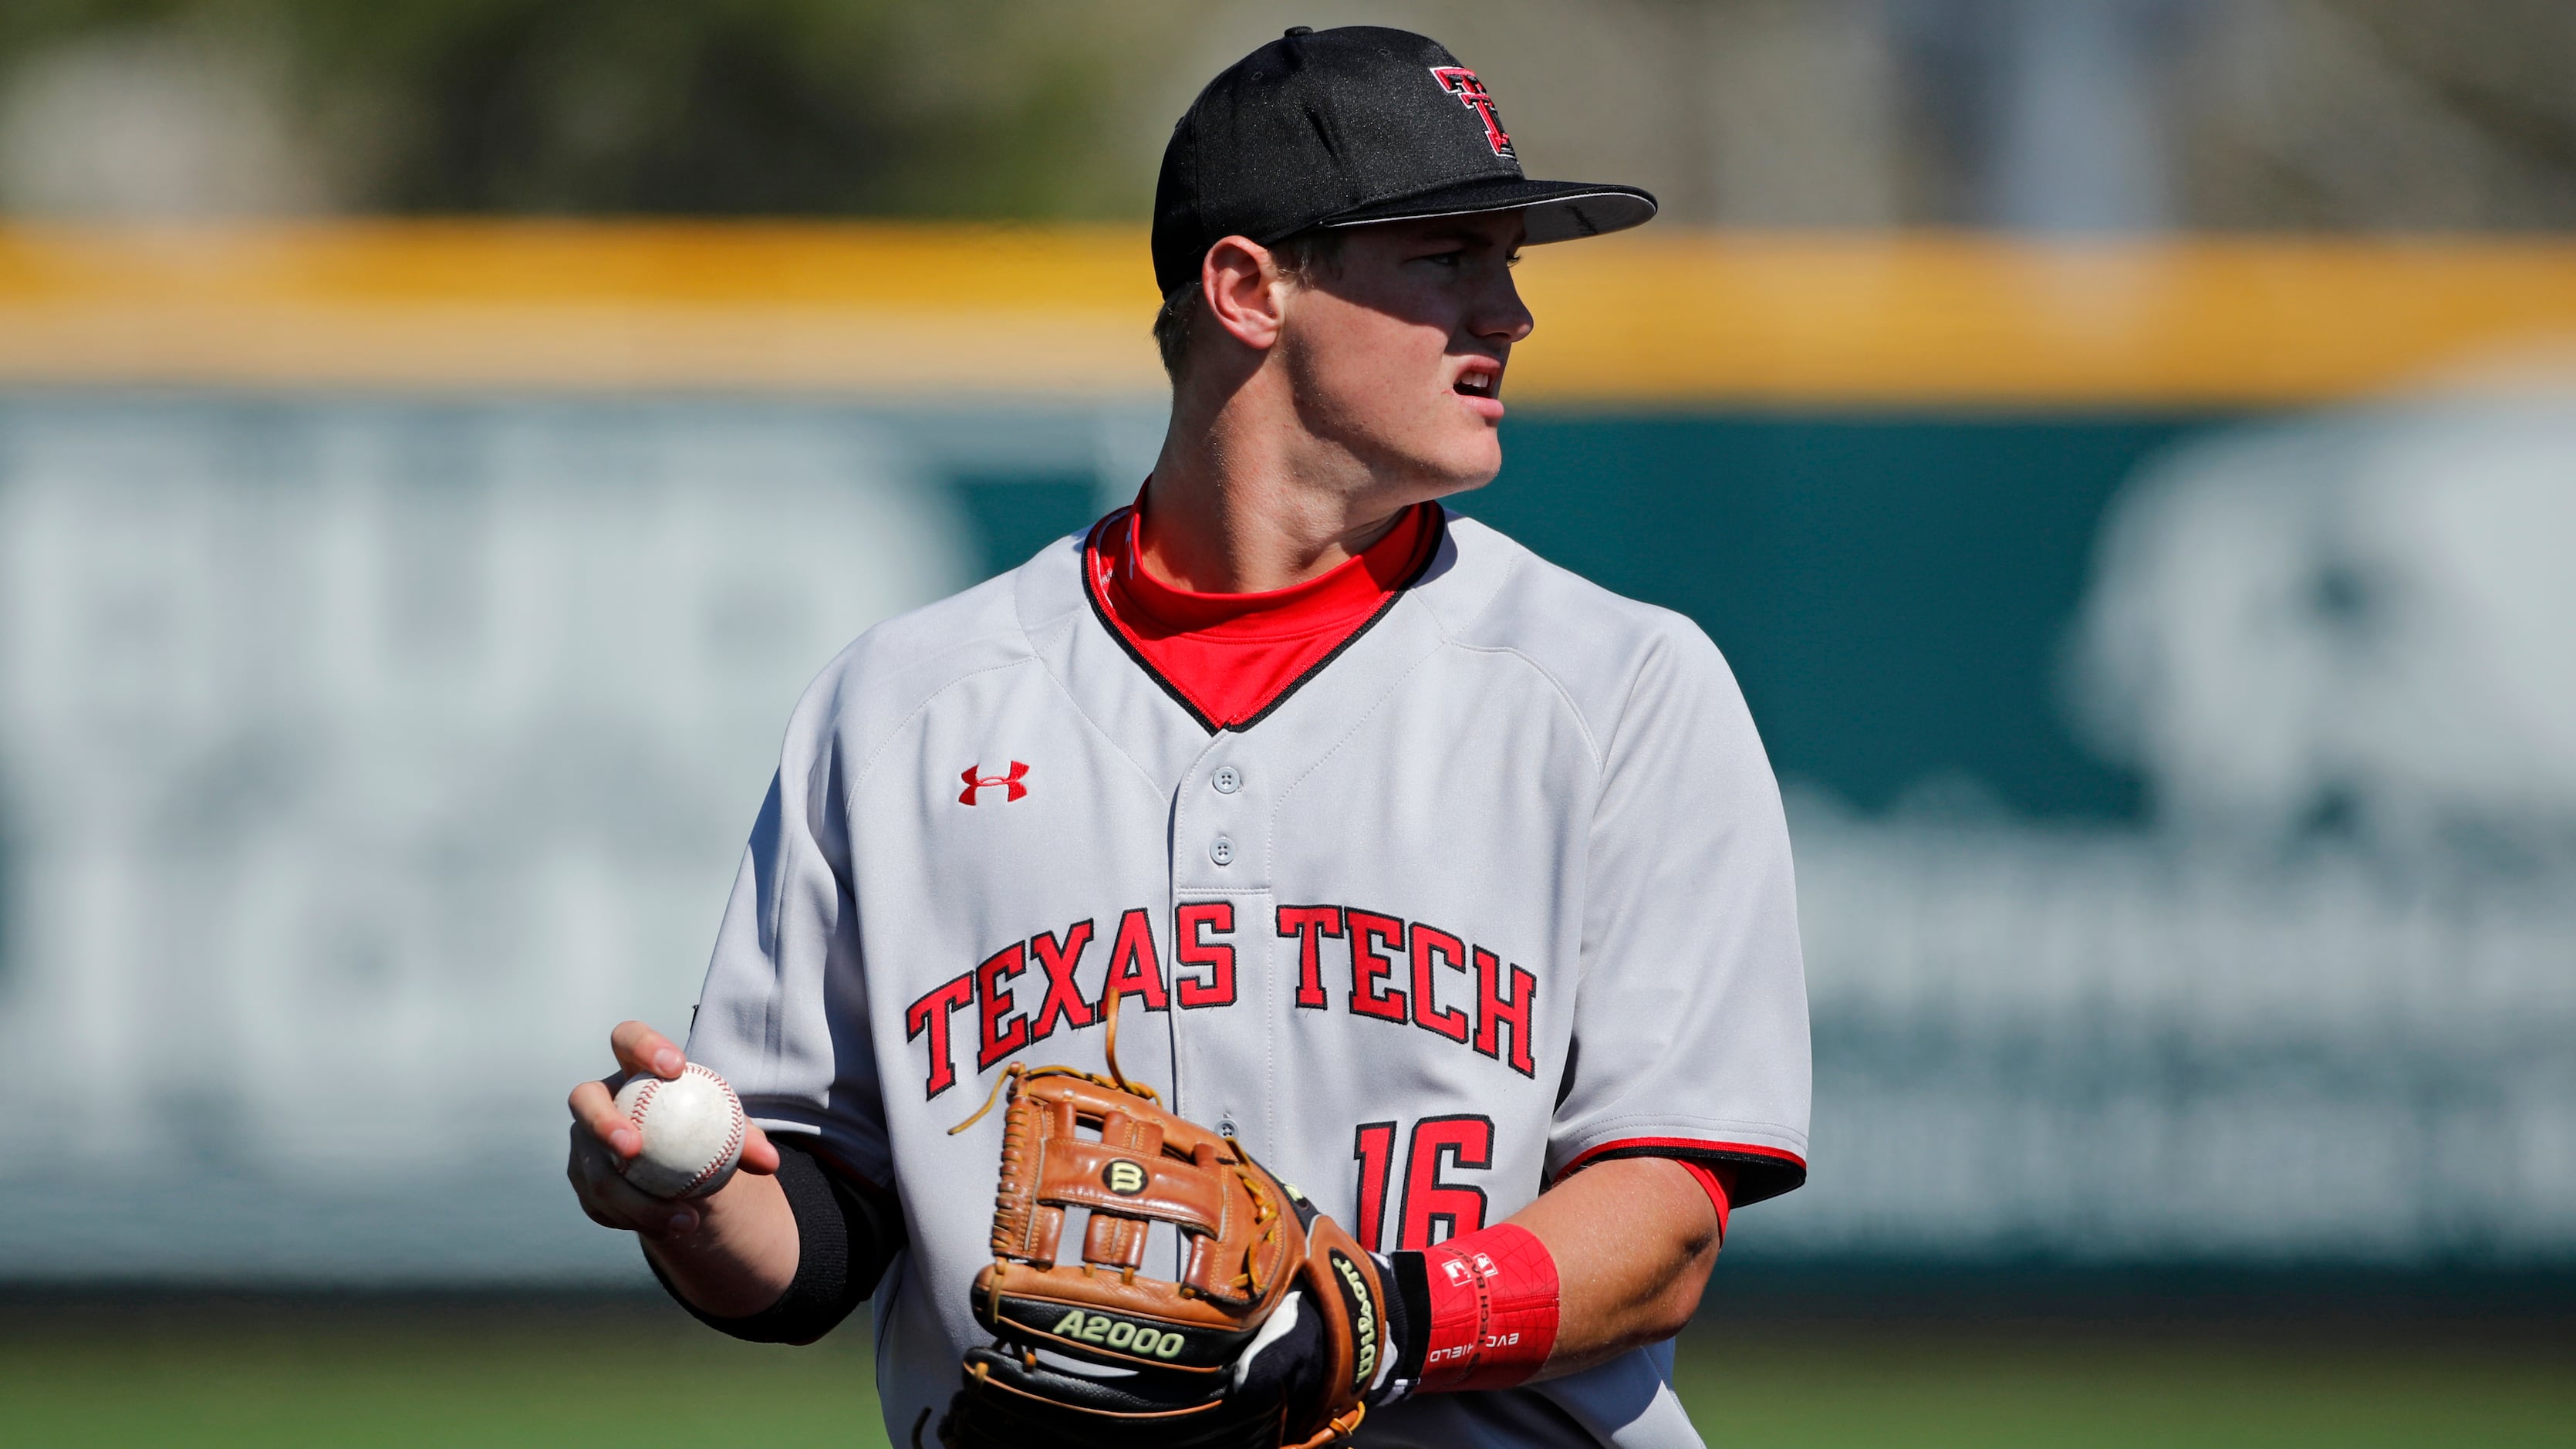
[1330,1248,1380,1390]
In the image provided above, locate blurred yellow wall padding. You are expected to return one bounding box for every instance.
[2,223,2572,404]
[0,223,1168,399]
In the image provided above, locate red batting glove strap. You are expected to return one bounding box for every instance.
[1416,1222,1560,1392]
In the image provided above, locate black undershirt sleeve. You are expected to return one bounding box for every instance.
[645,1137,905,1346]
[1381,1250,1431,1392]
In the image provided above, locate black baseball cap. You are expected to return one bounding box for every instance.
[1151,25,1658,296]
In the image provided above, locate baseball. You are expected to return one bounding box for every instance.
[611,1062,747,1199]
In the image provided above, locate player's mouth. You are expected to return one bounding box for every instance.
[1452,360,1505,421]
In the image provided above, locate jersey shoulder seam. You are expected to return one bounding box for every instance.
[1433,637,1609,767]
[1430,522,1710,771]
[819,559,1078,795]
[844,653,1051,799]
[1416,540,1613,767]
[1008,610,1169,795]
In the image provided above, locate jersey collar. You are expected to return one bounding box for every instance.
[1082,503,1447,734]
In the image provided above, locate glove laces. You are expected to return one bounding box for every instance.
[947,977,1157,1136]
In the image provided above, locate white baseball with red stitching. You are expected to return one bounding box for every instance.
[611,1062,747,1200]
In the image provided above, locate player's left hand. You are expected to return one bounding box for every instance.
[936,1069,1400,1449]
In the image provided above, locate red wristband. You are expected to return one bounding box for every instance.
[1416,1222,1560,1392]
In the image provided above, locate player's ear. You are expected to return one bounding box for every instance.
[1202,235,1287,352]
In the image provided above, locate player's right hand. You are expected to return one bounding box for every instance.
[564,1019,778,1241]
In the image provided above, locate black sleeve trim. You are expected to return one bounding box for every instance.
[1383,1250,1431,1389]
[1560,1142,1808,1208]
[646,1139,904,1345]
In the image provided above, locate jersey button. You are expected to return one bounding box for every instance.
[1212,765,1241,794]
[1210,836,1234,866]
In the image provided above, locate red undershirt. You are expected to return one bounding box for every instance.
[1085,498,1441,729]
[1678,1161,1735,1240]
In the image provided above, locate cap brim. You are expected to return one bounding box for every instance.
[1318,177,1657,245]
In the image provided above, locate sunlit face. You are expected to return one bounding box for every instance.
[1272,211,1534,498]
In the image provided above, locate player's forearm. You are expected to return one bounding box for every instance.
[1511,1157,1720,1379]
[638,1169,802,1319]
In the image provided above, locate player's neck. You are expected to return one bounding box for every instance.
[1143,377,1426,595]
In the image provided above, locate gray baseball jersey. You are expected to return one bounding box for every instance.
[684,508,1811,1448]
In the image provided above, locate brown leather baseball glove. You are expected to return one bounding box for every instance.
[932,1045,1397,1449]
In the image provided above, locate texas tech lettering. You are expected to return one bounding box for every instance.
[1278,905,1536,1077]
[903,903,1538,1098]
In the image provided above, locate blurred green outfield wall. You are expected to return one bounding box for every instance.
[1465,414,2202,821]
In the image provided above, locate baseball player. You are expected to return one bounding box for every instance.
[566,25,1808,1448]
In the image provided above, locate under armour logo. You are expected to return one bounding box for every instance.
[1429,66,1514,159]
[1439,1251,1501,1286]
[958,761,1029,806]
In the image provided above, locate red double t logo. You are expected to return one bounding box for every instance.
[1430,67,1514,159]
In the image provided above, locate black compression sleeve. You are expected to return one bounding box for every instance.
[1378,1250,1431,1397]
[646,1138,904,1345]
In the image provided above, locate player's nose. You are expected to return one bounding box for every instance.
[1472,267,1535,347]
